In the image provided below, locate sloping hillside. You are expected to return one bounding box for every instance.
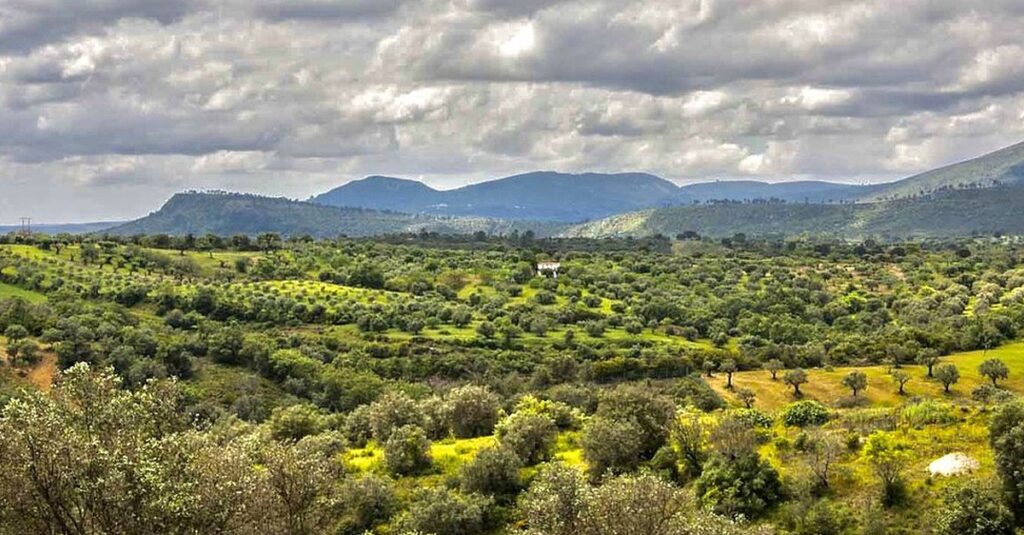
[106,192,564,238]
[563,185,1024,239]
[863,140,1024,201]
[314,171,683,221]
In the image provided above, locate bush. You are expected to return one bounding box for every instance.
[783,400,830,427]
[972,384,1016,405]
[337,475,396,535]
[511,395,582,429]
[446,385,501,438]
[460,446,523,501]
[935,478,1014,535]
[581,416,643,479]
[546,384,598,414]
[674,374,725,412]
[495,411,558,464]
[383,425,432,476]
[397,487,492,535]
[694,452,784,519]
[343,404,373,447]
[595,385,675,457]
[779,499,856,535]
[368,391,423,442]
[269,404,324,441]
[731,408,774,429]
[900,401,957,428]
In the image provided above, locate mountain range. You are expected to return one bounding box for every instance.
[105,192,564,238]
[311,172,872,222]
[97,139,1024,240]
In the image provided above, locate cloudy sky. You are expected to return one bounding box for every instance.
[2,0,1024,223]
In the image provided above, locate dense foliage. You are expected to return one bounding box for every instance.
[3,231,1024,534]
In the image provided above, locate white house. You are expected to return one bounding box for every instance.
[537,261,561,278]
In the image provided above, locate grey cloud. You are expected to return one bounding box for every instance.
[0,0,196,52]
[2,0,1024,223]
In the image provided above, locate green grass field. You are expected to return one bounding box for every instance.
[0,282,46,303]
[709,342,1024,410]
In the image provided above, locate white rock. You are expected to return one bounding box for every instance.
[928,452,979,476]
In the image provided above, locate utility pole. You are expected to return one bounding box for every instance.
[19,217,31,236]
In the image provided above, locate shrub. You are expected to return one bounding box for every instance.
[779,499,856,535]
[783,400,830,427]
[495,411,558,464]
[595,385,675,457]
[460,446,523,502]
[269,404,324,441]
[935,478,1014,535]
[695,453,784,519]
[337,475,396,535]
[863,431,911,507]
[383,425,432,476]
[343,404,373,447]
[581,417,643,479]
[368,391,423,442]
[546,384,598,414]
[900,401,957,427]
[674,374,725,412]
[731,408,774,429]
[511,395,582,429]
[446,385,501,438]
[397,488,492,535]
[972,384,1016,405]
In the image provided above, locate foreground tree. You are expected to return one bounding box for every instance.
[917,349,941,378]
[383,425,433,476]
[863,431,912,506]
[891,370,910,395]
[784,368,809,397]
[736,387,756,409]
[0,364,271,533]
[979,358,1009,387]
[841,370,868,397]
[935,364,960,393]
[720,359,737,388]
[990,401,1024,521]
[935,478,1014,535]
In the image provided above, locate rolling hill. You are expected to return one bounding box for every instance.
[313,171,683,221]
[104,192,564,238]
[862,140,1024,201]
[313,172,876,221]
[562,185,1024,239]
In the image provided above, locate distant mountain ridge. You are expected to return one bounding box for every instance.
[861,140,1024,201]
[103,139,1024,240]
[562,185,1024,239]
[313,172,872,222]
[312,140,1024,221]
[105,192,565,238]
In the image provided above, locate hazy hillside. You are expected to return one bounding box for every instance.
[311,176,445,213]
[314,171,682,221]
[563,186,1024,239]
[0,221,120,235]
[106,192,564,238]
[862,140,1024,201]
[678,180,873,203]
[314,171,882,221]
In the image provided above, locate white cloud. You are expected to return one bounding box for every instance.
[2,0,1024,223]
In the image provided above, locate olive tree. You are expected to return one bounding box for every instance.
[979,358,1009,387]
[935,364,960,394]
[841,370,868,397]
[784,368,809,397]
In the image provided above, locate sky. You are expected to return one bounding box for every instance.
[2,0,1024,224]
